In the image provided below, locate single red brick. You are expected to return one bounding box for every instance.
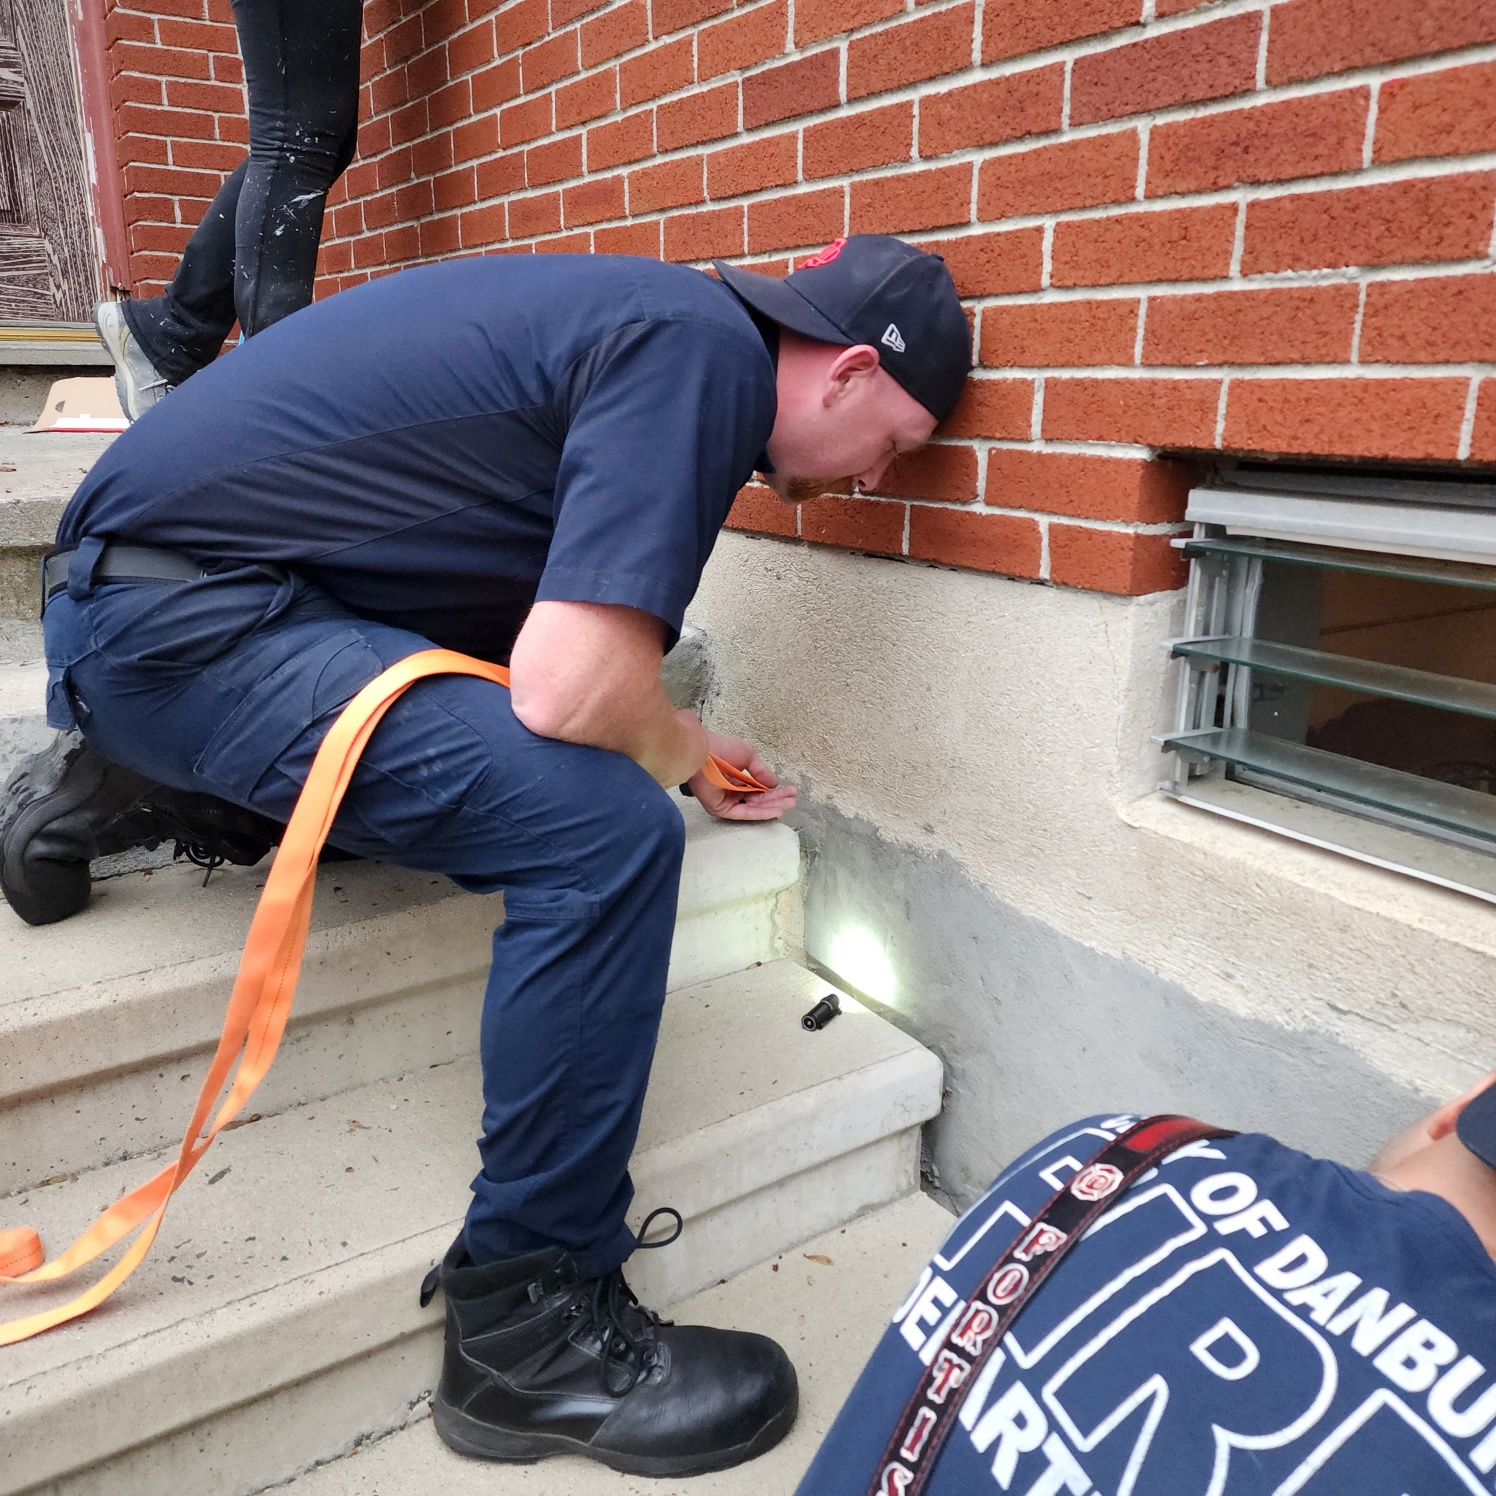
[582,0,650,65]
[1360,275,1496,363]
[595,219,663,256]
[982,0,1139,64]
[1268,0,1496,86]
[1146,89,1369,197]
[658,83,741,150]
[870,444,979,502]
[166,138,244,173]
[1224,377,1470,460]
[106,10,157,47]
[1052,203,1237,287]
[588,110,655,170]
[472,57,523,112]
[652,0,734,39]
[906,506,1042,578]
[918,65,1063,158]
[747,186,845,253]
[413,132,456,178]
[700,0,788,81]
[981,300,1138,369]
[726,483,798,537]
[1043,377,1221,446]
[664,204,746,260]
[509,190,563,237]
[1242,173,1496,274]
[448,19,499,76]
[368,62,410,118]
[452,114,501,163]
[1050,528,1186,594]
[565,174,627,224]
[421,0,468,49]
[435,165,480,211]
[162,78,243,113]
[941,379,1034,438]
[630,154,706,212]
[795,0,901,46]
[620,36,694,106]
[804,102,912,179]
[396,179,436,221]
[435,80,480,138]
[419,214,463,257]
[500,93,552,147]
[1468,379,1496,462]
[847,4,974,101]
[119,103,218,141]
[523,29,581,93]
[850,163,972,234]
[156,18,237,50]
[477,150,527,197]
[986,449,1192,522]
[499,0,552,51]
[799,495,907,553]
[977,131,1138,221]
[707,132,799,198]
[1071,12,1259,126]
[459,200,508,246]
[1144,285,1359,366]
[742,50,840,130]
[919,228,1044,296]
[536,230,596,253]
[1375,61,1496,166]
[363,188,402,231]
[406,44,452,101]
[555,67,618,128]
[553,0,612,27]
[527,134,585,186]
[114,74,165,109]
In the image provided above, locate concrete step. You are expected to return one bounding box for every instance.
[0,960,943,1496]
[0,660,49,781]
[282,1192,955,1496]
[0,427,117,654]
[0,799,801,1195]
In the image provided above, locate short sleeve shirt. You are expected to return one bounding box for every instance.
[799,1114,1496,1495]
[58,255,778,661]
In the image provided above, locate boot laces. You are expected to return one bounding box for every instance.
[572,1206,684,1396]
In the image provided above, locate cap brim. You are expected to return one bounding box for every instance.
[1457,1081,1496,1169]
[713,261,854,346]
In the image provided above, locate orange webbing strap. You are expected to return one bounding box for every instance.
[0,648,764,1345]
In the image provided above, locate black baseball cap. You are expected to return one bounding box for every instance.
[1458,1080,1496,1169]
[714,235,971,423]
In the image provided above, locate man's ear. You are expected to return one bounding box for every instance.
[1429,1070,1496,1140]
[823,343,882,405]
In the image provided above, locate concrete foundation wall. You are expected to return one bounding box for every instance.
[686,532,1496,1205]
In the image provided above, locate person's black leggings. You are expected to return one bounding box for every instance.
[124,0,364,387]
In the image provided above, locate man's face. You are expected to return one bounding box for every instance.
[761,341,939,503]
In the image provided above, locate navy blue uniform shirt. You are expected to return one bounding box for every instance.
[59,255,778,661]
[800,1114,1496,1495]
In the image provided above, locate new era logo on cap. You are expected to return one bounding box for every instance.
[712,234,972,421]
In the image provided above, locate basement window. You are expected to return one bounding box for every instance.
[1163,463,1496,905]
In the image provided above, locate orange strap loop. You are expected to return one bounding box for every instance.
[0,650,764,1346]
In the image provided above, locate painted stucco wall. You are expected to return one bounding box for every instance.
[687,531,1496,1207]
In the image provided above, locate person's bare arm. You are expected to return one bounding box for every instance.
[508,600,708,787]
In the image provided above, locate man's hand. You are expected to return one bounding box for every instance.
[689,729,798,821]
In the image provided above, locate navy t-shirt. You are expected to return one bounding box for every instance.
[800,1114,1496,1495]
[58,255,778,661]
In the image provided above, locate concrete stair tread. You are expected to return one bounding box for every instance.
[0,798,800,1195]
[0,429,114,549]
[0,958,942,1492]
[285,1192,955,1496]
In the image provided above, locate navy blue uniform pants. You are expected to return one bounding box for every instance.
[43,549,685,1279]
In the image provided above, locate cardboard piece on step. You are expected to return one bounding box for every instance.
[30,377,128,434]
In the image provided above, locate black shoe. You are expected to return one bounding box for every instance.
[421,1233,799,1476]
[0,731,281,926]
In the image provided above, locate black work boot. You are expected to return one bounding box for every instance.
[0,731,281,926]
[420,1234,799,1476]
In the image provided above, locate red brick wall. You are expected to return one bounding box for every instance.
[104,0,1496,597]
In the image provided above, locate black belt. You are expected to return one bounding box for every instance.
[42,545,211,608]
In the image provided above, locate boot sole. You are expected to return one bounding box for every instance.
[432,1385,798,1478]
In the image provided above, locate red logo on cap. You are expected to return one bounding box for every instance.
[798,237,846,270]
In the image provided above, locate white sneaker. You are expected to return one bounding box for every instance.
[94,301,173,422]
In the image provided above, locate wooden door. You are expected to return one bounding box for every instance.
[0,0,97,322]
